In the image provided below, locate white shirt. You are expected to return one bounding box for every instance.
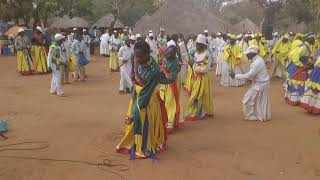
[193,50,210,73]
[146,38,158,54]
[118,45,133,65]
[235,55,269,83]
[62,40,72,60]
[100,33,110,44]
[83,34,91,46]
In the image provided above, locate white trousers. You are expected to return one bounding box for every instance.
[50,65,63,95]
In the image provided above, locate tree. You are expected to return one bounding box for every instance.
[0,0,93,28]
[91,0,159,27]
[252,0,285,26]
[285,0,320,31]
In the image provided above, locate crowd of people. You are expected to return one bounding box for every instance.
[15,27,91,96]
[13,25,320,159]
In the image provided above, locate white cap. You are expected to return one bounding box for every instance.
[83,29,87,32]
[54,33,65,41]
[149,33,154,37]
[244,45,259,54]
[136,34,142,38]
[149,30,153,33]
[130,35,136,40]
[160,27,165,31]
[167,40,176,47]
[73,28,78,31]
[18,28,25,33]
[36,26,43,32]
[236,34,243,39]
[195,34,208,46]
[114,30,117,33]
[217,32,222,36]
[124,29,128,32]
[204,30,209,33]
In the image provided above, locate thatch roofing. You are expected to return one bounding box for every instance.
[50,16,90,29]
[133,0,234,35]
[233,18,260,33]
[5,26,26,37]
[92,15,124,28]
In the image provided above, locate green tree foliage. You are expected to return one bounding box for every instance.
[91,0,158,27]
[0,0,93,27]
[285,0,320,31]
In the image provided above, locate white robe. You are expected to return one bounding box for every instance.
[235,55,271,121]
[118,45,133,91]
[179,41,188,83]
[83,35,91,61]
[146,38,158,62]
[48,44,66,96]
[100,33,110,55]
[215,38,226,76]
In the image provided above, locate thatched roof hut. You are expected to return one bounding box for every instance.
[133,0,234,35]
[5,26,26,37]
[92,15,124,29]
[233,18,260,33]
[50,16,90,29]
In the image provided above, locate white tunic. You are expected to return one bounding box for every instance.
[146,38,158,61]
[100,33,110,55]
[215,38,226,76]
[48,44,66,96]
[82,35,91,61]
[118,45,133,91]
[235,55,271,121]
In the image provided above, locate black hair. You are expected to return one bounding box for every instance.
[134,40,150,54]
[166,34,171,42]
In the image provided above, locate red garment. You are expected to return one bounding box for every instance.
[34,33,43,44]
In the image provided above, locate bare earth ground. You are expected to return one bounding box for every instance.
[0,55,320,180]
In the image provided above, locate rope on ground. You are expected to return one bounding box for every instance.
[0,141,129,180]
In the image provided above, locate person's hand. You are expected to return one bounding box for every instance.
[229,71,236,78]
[124,116,133,125]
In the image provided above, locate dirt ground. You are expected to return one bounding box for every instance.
[0,55,320,180]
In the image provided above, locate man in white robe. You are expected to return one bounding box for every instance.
[100,30,110,56]
[72,35,86,81]
[215,33,226,76]
[230,45,271,121]
[61,35,72,84]
[48,34,66,97]
[82,29,91,61]
[118,37,134,93]
[145,33,158,62]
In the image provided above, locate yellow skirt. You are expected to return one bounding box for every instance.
[116,85,167,159]
[185,73,214,121]
[183,66,193,96]
[34,45,49,74]
[109,51,119,71]
[17,50,35,75]
[69,52,77,72]
[160,74,184,132]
